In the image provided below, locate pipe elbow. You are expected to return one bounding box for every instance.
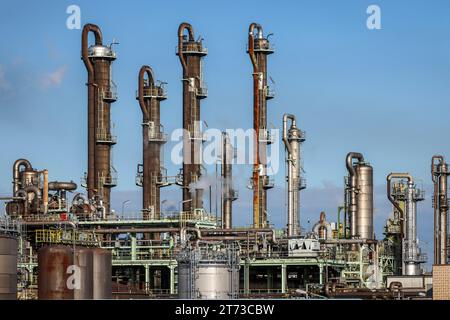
[178,22,194,40]
[346,152,364,177]
[248,23,263,37]
[81,23,102,74]
[137,65,156,119]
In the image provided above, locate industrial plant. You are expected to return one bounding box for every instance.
[0,21,449,300]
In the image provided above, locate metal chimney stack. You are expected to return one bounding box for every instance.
[432,155,449,265]
[282,114,305,237]
[177,22,207,213]
[247,23,274,229]
[221,132,237,229]
[81,23,117,215]
[136,66,167,220]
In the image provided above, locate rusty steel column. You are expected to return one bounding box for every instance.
[136,66,167,221]
[177,23,207,213]
[81,23,117,215]
[248,23,274,228]
[432,155,449,265]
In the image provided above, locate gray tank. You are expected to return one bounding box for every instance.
[38,245,74,300]
[355,164,374,239]
[0,235,18,300]
[177,245,240,299]
[92,248,112,299]
[74,247,93,299]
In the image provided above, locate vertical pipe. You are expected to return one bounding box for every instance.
[43,169,48,214]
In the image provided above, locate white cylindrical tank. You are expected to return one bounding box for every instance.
[177,246,239,299]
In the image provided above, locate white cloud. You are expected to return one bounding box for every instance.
[41,65,68,88]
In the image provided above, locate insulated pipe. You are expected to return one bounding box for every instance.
[432,155,448,265]
[23,185,41,213]
[312,211,332,239]
[82,24,102,200]
[43,170,48,214]
[48,181,77,191]
[345,152,364,239]
[13,189,28,215]
[13,159,32,194]
[72,193,89,205]
[282,114,295,155]
[386,173,412,220]
[180,227,202,245]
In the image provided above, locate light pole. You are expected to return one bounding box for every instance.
[121,200,131,220]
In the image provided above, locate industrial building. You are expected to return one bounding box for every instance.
[0,21,449,300]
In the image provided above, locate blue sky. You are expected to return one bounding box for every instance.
[1,0,450,269]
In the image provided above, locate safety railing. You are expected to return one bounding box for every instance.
[103,83,118,102]
[196,82,208,98]
[265,85,275,99]
[136,85,167,100]
[100,168,118,187]
[246,41,275,53]
[176,43,208,55]
[259,129,277,144]
[96,130,117,144]
[35,229,100,246]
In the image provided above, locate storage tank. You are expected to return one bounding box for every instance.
[92,248,112,299]
[177,245,239,299]
[355,163,374,240]
[0,235,18,300]
[74,247,93,299]
[38,245,74,300]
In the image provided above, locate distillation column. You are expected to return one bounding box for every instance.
[177,22,207,212]
[221,132,237,229]
[282,114,305,237]
[248,23,275,228]
[345,152,374,240]
[82,23,117,215]
[432,155,449,265]
[136,66,167,220]
[387,173,425,275]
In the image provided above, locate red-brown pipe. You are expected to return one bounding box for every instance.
[177,22,194,75]
[138,66,155,120]
[81,23,102,200]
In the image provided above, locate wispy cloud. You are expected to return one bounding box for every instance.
[0,65,12,93]
[41,65,68,88]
